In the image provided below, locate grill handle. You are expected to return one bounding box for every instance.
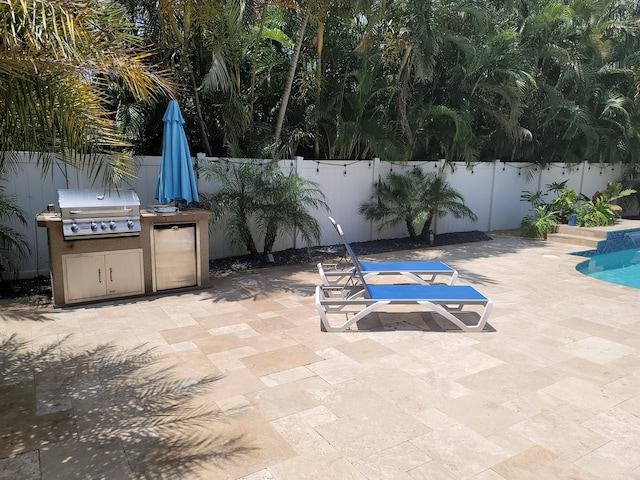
[69,208,134,214]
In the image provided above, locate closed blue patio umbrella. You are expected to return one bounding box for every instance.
[155,100,199,206]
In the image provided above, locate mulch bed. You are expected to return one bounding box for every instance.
[208,230,492,275]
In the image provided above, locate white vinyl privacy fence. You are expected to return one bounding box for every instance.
[3,153,625,278]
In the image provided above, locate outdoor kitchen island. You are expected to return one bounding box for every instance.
[37,207,213,307]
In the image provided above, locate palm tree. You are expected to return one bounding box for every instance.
[200,160,328,259]
[120,0,233,156]
[359,168,477,242]
[325,61,403,160]
[0,0,174,185]
[509,0,640,165]
[255,165,328,256]
[380,0,489,151]
[199,161,262,258]
[273,5,311,158]
[417,170,478,239]
[0,185,30,279]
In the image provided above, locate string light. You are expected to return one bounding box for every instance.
[209,158,611,186]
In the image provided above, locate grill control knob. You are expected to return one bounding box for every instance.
[90,221,98,231]
[109,221,117,230]
[100,222,107,230]
[127,220,135,229]
[70,223,79,233]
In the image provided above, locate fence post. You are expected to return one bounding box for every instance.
[291,156,304,249]
[488,161,497,232]
[370,158,381,241]
[579,160,586,195]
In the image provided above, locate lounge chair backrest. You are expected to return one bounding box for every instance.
[328,217,372,298]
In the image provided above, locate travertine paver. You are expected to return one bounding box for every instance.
[2,231,640,479]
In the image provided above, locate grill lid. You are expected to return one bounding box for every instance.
[57,189,142,239]
[58,189,140,211]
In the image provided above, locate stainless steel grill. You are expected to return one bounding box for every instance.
[57,189,141,239]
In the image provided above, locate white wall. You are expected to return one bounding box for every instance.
[3,153,626,278]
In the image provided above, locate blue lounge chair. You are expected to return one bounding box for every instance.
[315,228,492,332]
[318,217,458,286]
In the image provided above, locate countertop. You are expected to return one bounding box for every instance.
[140,208,214,223]
[37,208,214,227]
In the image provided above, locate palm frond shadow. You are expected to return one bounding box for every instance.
[452,269,499,286]
[0,297,55,322]
[204,266,319,303]
[0,334,255,478]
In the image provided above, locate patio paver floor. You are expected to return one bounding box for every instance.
[1,232,639,479]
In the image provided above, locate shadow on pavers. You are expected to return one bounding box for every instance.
[0,334,255,478]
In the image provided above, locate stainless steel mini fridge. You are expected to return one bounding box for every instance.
[152,223,198,291]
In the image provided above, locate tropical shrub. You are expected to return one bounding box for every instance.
[520,182,579,238]
[577,182,636,227]
[549,189,586,224]
[199,161,328,259]
[0,183,31,279]
[577,197,619,227]
[253,165,329,256]
[359,169,477,242]
[520,181,636,233]
[520,206,559,239]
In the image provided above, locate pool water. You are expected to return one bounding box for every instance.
[576,248,640,289]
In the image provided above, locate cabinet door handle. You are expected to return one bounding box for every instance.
[98,268,102,283]
[110,267,113,282]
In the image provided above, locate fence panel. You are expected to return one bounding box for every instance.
[581,163,625,198]
[5,156,71,277]
[301,158,381,244]
[435,163,494,234]
[490,163,534,231]
[2,153,629,278]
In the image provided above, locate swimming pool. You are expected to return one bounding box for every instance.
[576,248,640,289]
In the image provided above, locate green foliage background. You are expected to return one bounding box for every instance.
[117,0,640,166]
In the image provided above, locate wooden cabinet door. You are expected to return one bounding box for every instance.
[63,249,143,303]
[105,250,144,296]
[62,253,107,302]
